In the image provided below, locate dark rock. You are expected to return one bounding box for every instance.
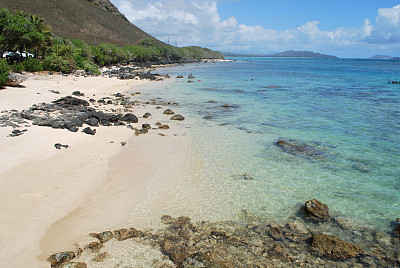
[163,109,175,115]
[97,99,105,104]
[106,100,112,104]
[170,114,185,121]
[72,91,84,96]
[176,75,184,78]
[393,225,400,238]
[53,96,89,107]
[49,90,60,94]
[121,142,126,146]
[114,228,144,241]
[54,143,69,150]
[8,129,27,137]
[142,123,151,130]
[119,113,138,123]
[311,234,364,260]
[304,199,330,222]
[143,112,152,118]
[82,127,96,135]
[89,99,96,103]
[47,251,76,267]
[86,117,99,127]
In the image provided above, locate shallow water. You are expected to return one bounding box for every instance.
[138,58,400,231]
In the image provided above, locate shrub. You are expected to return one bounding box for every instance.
[43,53,75,73]
[21,57,43,72]
[0,58,10,87]
[11,62,25,73]
[81,60,100,75]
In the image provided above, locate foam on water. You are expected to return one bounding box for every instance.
[138,58,400,231]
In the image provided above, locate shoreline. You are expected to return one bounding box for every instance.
[0,72,193,267]
[1,63,399,267]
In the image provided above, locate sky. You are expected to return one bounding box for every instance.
[110,0,400,58]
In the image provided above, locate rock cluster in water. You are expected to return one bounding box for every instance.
[102,67,165,81]
[47,200,400,267]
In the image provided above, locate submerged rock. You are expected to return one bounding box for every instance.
[311,234,364,260]
[304,199,330,222]
[275,138,333,160]
[114,228,144,240]
[393,225,400,238]
[92,252,108,262]
[170,114,185,121]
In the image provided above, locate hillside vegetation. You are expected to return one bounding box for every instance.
[1,0,152,46]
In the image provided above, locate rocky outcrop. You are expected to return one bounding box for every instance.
[311,234,364,260]
[304,199,330,222]
[6,72,28,86]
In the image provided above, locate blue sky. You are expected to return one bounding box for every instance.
[111,0,400,57]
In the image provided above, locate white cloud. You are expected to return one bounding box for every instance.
[110,0,400,57]
[365,4,400,43]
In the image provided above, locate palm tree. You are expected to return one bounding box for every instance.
[29,14,53,58]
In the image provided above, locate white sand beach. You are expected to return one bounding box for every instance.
[0,74,195,267]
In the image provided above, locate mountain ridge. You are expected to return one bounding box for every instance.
[1,0,160,47]
[223,50,337,58]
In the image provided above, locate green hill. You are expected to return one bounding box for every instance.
[1,0,159,46]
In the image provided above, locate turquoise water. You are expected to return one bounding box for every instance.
[144,58,400,231]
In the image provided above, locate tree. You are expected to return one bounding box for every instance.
[29,14,53,58]
[0,9,49,60]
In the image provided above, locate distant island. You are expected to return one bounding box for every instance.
[368,55,400,60]
[224,50,337,59]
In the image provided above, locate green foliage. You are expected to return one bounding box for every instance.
[138,38,156,47]
[0,58,10,87]
[11,62,24,73]
[20,57,43,72]
[43,53,74,73]
[0,9,46,56]
[80,59,100,75]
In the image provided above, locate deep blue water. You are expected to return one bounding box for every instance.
[141,58,400,230]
